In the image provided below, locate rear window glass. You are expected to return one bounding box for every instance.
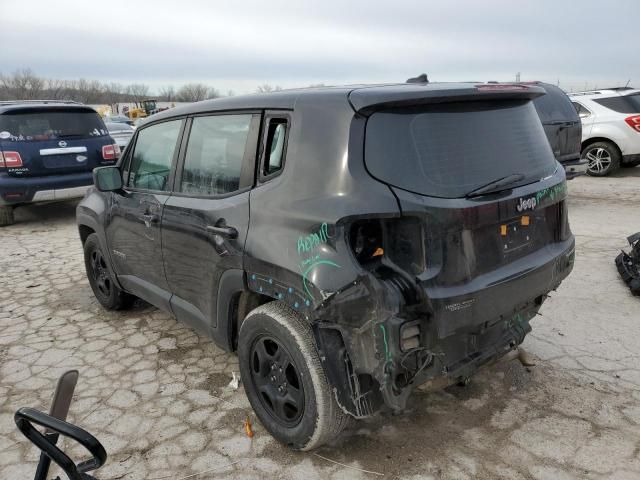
[0,109,107,142]
[593,94,640,113]
[532,85,579,122]
[365,100,557,199]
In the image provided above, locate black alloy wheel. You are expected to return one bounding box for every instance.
[90,249,112,298]
[249,335,305,426]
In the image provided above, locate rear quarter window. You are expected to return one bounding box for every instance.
[0,108,108,142]
[532,85,579,123]
[365,100,557,199]
[593,94,640,113]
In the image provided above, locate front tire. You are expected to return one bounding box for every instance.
[0,206,14,227]
[83,233,135,310]
[583,141,620,176]
[238,302,349,450]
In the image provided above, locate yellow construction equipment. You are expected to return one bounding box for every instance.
[124,99,158,119]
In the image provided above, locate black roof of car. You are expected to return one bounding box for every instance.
[0,101,96,114]
[150,82,547,123]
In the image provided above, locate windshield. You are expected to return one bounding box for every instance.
[0,108,108,142]
[365,100,557,198]
[593,93,640,113]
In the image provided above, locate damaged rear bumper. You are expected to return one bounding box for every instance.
[615,232,640,296]
[317,239,575,417]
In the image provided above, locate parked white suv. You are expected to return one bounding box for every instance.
[569,88,640,176]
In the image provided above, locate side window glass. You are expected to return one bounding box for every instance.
[572,102,591,119]
[263,118,288,177]
[128,120,182,191]
[180,115,252,196]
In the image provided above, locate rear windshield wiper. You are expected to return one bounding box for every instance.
[465,173,525,198]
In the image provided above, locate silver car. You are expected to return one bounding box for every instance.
[105,122,135,153]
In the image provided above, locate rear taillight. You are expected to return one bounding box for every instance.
[102,144,120,160]
[0,151,23,168]
[624,115,640,133]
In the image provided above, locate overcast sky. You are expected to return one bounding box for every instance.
[1,0,637,94]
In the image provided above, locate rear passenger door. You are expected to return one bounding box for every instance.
[161,113,260,335]
[106,118,184,310]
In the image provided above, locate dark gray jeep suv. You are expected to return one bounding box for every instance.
[77,83,575,449]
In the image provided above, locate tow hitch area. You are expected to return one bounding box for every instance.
[615,232,640,296]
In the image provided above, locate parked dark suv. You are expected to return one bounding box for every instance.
[0,101,119,226]
[527,82,586,179]
[77,83,575,450]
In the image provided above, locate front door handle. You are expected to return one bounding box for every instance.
[206,225,238,239]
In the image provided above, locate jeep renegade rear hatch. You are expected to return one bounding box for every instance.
[358,87,572,340]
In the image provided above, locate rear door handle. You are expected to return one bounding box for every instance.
[206,225,238,239]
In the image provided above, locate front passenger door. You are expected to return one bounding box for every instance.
[106,119,184,310]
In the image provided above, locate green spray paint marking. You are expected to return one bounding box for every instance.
[297,223,329,256]
[535,182,567,204]
[302,259,341,300]
[379,324,392,363]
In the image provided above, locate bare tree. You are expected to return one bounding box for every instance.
[158,85,176,102]
[1,69,45,99]
[127,83,150,102]
[45,78,67,100]
[0,69,222,107]
[256,84,283,93]
[176,83,216,102]
[102,82,124,108]
[0,73,9,100]
[74,78,103,104]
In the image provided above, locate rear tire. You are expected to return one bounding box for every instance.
[583,141,620,176]
[238,301,349,450]
[0,206,15,227]
[83,233,135,310]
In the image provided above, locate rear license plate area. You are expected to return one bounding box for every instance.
[43,154,89,169]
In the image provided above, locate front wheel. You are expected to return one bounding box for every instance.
[83,233,135,310]
[583,142,620,176]
[238,302,349,450]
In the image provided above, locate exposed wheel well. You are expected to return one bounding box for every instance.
[581,137,621,156]
[78,224,95,244]
[230,290,273,351]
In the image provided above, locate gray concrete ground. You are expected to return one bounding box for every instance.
[1,169,639,480]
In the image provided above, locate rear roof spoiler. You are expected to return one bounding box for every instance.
[348,83,546,115]
[0,100,84,106]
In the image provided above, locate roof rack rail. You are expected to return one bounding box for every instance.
[568,86,636,96]
[603,86,635,91]
[0,99,84,105]
[568,91,602,96]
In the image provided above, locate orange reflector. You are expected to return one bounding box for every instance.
[500,225,507,236]
[521,215,530,226]
[372,247,384,257]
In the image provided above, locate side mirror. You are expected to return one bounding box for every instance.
[93,166,123,192]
